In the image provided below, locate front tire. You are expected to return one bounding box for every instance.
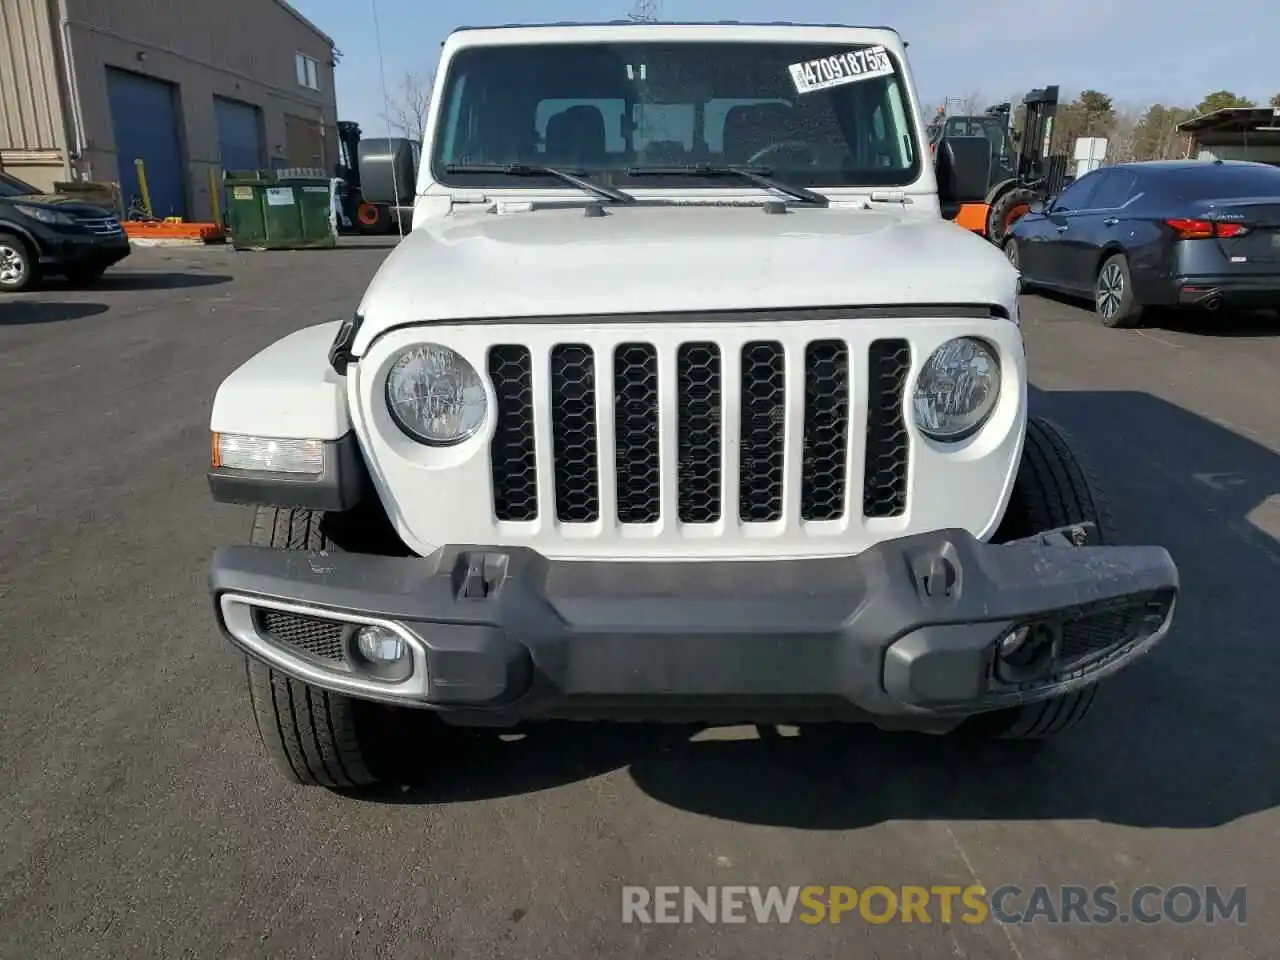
[974,417,1117,740]
[1095,253,1143,328]
[242,506,379,788]
[986,187,1036,246]
[1003,237,1032,292]
[0,232,38,292]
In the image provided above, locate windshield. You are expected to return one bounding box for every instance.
[431,40,920,191]
[943,117,1011,160]
[0,172,41,198]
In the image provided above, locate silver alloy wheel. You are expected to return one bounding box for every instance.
[0,243,25,286]
[1096,261,1124,319]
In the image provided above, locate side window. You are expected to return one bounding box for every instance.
[1053,171,1103,212]
[535,99,626,154]
[1090,169,1138,209]
[886,80,913,165]
[438,72,470,162]
[870,92,910,169]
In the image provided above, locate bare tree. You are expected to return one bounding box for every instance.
[959,89,984,115]
[1106,105,1141,164]
[382,70,434,140]
[628,0,661,20]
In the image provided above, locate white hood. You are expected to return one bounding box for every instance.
[352,203,1018,351]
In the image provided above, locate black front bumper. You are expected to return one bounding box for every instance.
[209,527,1178,728]
[31,227,130,272]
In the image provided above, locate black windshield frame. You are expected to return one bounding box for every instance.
[429,40,922,193]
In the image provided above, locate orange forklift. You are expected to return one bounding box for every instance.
[929,85,1061,246]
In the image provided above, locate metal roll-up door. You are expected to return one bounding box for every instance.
[214,97,264,222]
[106,67,186,219]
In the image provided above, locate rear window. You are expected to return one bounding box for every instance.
[1168,164,1280,200]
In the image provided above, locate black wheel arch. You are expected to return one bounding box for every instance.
[1093,243,1129,280]
[0,221,42,258]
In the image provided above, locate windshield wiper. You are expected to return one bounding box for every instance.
[443,163,635,204]
[625,164,830,207]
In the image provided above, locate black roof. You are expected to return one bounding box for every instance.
[1112,159,1274,170]
[1177,107,1280,134]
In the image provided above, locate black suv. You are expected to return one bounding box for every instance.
[1,172,131,292]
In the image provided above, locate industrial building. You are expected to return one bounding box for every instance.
[1178,107,1280,166]
[0,0,339,220]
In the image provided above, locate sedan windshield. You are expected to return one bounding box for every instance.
[0,173,41,198]
[431,40,920,192]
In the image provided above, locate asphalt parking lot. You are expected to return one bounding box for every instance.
[2,241,1278,960]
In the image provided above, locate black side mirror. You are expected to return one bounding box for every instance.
[935,135,992,207]
[357,137,418,206]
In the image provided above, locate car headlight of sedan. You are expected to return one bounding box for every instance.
[14,204,75,226]
[385,344,487,445]
[912,337,1001,442]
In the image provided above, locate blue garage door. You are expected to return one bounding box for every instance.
[215,97,263,172]
[214,97,264,224]
[106,67,186,219]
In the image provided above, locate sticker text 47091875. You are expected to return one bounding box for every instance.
[788,46,894,95]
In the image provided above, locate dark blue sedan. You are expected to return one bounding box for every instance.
[1004,160,1280,327]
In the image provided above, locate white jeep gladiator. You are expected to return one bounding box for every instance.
[206,21,1179,789]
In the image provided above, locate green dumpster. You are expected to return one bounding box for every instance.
[224,168,337,250]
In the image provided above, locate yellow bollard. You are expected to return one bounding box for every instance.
[208,166,222,225]
[134,158,153,218]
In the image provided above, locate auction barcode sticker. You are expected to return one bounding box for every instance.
[788,46,894,94]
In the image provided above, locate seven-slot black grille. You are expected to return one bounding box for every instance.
[549,344,600,523]
[487,339,912,526]
[676,343,723,524]
[801,340,851,521]
[739,342,786,522]
[614,343,661,523]
[863,339,911,518]
[487,346,538,521]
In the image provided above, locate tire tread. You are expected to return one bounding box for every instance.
[241,505,376,787]
[981,417,1114,740]
[1096,253,1143,329]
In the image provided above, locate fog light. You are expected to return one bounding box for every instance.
[996,623,1056,676]
[998,625,1031,657]
[356,625,406,663]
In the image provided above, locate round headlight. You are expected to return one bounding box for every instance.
[912,337,1001,442]
[385,344,487,445]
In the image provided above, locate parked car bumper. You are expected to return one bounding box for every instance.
[1175,275,1280,310]
[38,233,131,272]
[209,525,1178,729]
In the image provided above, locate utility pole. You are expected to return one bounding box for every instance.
[628,0,660,21]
